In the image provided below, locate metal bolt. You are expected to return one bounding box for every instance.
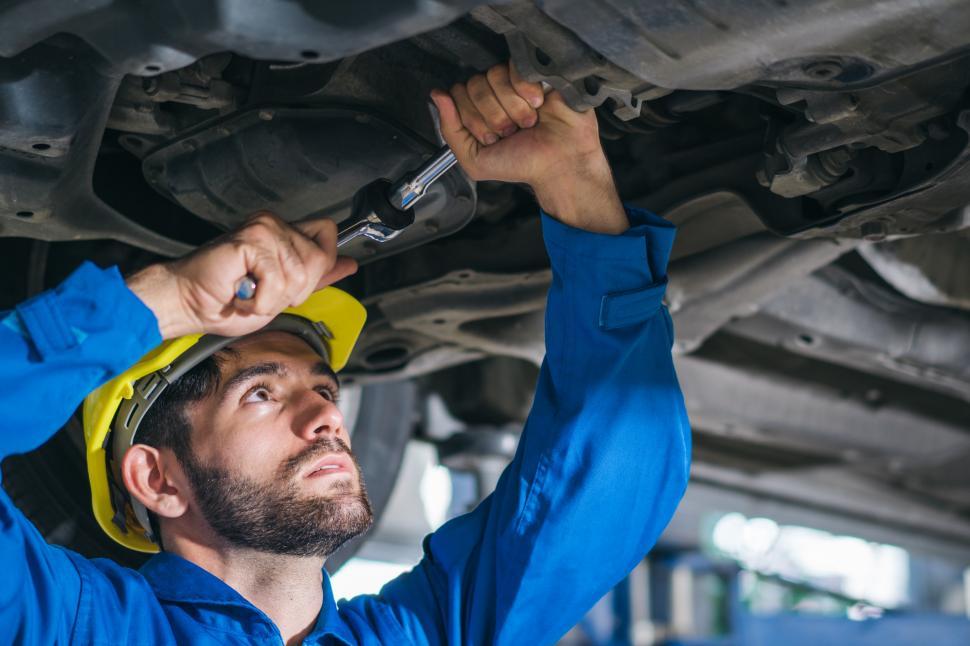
[424,220,440,234]
[803,61,843,80]
[817,147,853,180]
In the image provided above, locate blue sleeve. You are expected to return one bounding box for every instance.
[341,207,692,644]
[0,261,161,643]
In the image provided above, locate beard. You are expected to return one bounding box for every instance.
[181,437,374,558]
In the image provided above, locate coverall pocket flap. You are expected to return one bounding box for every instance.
[15,293,79,359]
[599,278,667,330]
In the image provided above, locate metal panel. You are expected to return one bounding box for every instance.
[538,0,970,90]
[0,0,488,76]
[143,106,477,263]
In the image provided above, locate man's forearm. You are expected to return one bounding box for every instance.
[125,262,194,340]
[531,152,629,235]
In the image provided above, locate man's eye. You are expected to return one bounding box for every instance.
[243,385,273,404]
[316,386,339,403]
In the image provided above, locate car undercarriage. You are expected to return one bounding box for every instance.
[2,0,970,570]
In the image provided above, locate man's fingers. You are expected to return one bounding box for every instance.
[235,248,289,316]
[509,63,545,109]
[467,74,517,138]
[540,89,587,123]
[487,64,537,129]
[430,89,463,138]
[233,213,337,313]
[294,216,338,253]
[291,216,359,301]
[431,89,479,158]
[450,82,499,146]
[170,208,364,336]
[314,256,359,291]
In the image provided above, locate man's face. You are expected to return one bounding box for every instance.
[180,331,373,557]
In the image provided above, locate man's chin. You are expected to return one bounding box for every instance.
[182,451,373,557]
[301,475,359,497]
[299,484,373,522]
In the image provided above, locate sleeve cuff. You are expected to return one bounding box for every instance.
[540,204,677,283]
[15,262,161,367]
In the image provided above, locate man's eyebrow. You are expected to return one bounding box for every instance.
[220,362,288,401]
[312,361,340,389]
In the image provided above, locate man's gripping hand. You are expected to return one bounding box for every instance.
[126,212,357,340]
[430,61,628,234]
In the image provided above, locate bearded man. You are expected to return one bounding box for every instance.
[0,61,690,645]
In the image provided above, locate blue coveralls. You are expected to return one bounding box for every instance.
[0,208,690,645]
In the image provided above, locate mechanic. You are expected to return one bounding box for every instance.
[0,61,690,645]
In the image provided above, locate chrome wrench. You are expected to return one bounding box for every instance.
[234,144,458,301]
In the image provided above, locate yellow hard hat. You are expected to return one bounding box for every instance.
[82,287,366,553]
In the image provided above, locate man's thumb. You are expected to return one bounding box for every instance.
[430,90,460,137]
[314,256,358,291]
[430,90,478,165]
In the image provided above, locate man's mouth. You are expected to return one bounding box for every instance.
[303,453,354,479]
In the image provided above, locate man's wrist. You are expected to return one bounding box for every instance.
[531,155,628,234]
[126,263,194,340]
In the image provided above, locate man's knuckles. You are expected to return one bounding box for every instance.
[458,111,491,143]
[466,75,490,103]
[486,69,536,128]
[504,103,536,129]
[288,266,309,295]
[298,237,335,274]
[467,79,516,133]
[242,211,286,234]
[485,64,508,85]
[294,216,337,246]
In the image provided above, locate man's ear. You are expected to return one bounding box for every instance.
[121,444,189,520]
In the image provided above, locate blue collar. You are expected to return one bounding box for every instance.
[140,552,355,645]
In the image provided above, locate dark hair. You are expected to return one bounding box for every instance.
[134,349,235,545]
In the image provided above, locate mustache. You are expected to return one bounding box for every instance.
[278,437,354,479]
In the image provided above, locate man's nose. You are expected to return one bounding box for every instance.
[292,389,344,441]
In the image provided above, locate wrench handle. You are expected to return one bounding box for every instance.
[235,145,454,301]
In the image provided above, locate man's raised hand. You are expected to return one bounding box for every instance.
[127,212,358,340]
[430,61,628,234]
